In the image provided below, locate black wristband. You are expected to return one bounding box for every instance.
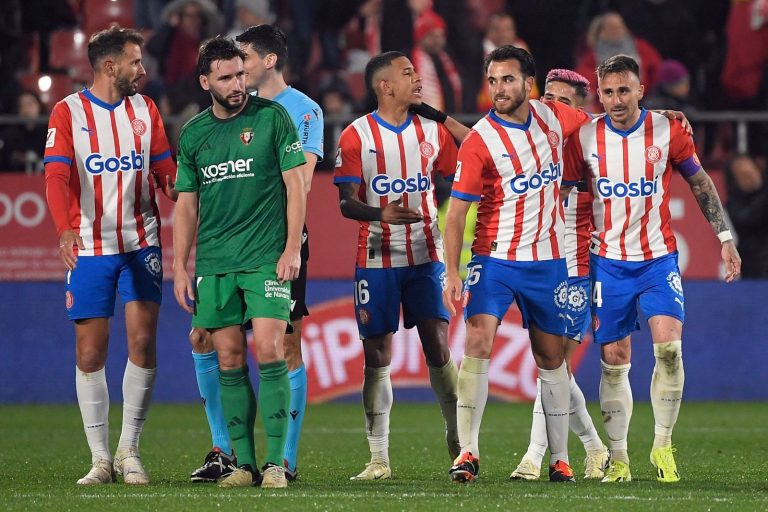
[409,102,448,124]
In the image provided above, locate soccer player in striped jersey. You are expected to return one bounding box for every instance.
[44,26,177,485]
[443,45,592,484]
[509,69,609,482]
[565,55,741,483]
[334,51,468,481]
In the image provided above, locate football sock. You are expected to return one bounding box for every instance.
[117,359,156,450]
[192,350,231,454]
[568,374,604,451]
[600,361,632,464]
[283,364,307,471]
[220,365,258,469]
[523,378,548,465]
[75,366,111,463]
[362,366,393,464]
[258,360,290,466]
[539,361,571,465]
[651,341,684,449]
[427,357,459,450]
[456,356,489,458]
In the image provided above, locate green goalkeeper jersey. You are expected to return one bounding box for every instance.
[175,96,306,276]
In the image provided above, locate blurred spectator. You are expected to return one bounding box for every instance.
[226,0,276,40]
[575,12,662,101]
[146,0,223,114]
[134,0,167,30]
[643,59,696,111]
[317,77,355,171]
[411,9,462,112]
[725,154,768,278]
[721,0,768,103]
[477,12,537,111]
[0,91,47,173]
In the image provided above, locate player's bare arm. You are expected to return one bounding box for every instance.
[410,101,470,142]
[442,197,472,316]
[278,166,306,284]
[172,191,199,313]
[684,169,742,282]
[298,152,319,194]
[337,182,423,224]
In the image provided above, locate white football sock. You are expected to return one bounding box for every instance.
[456,356,489,458]
[117,360,157,450]
[651,341,684,449]
[600,361,632,463]
[523,378,548,465]
[568,374,604,451]
[75,366,111,463]
[428,357,459,447]
[362,366,392,464]
[539,361,571,465]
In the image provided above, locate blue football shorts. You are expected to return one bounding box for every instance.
[590,252,685,344]
[565,275,591,342]
[353,261,449,339]
[463,255,567,336]
[64,246,163,320]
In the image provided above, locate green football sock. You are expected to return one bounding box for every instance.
[219,366,258,469]
[258,360,290,466]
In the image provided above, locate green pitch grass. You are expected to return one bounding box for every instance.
[2,402,767,511]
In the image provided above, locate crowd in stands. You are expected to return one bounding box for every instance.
[0,0,766,274]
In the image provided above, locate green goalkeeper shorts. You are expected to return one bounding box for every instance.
[192,264,291,328]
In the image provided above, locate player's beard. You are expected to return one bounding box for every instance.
[493,82,527,116]
[115,74,140,97]
[212,89,246,112]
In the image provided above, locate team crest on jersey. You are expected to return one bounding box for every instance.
[131,119,147,136]
[567,284,588,313]
[554,281,569,309]
[240,128,254,145]
[666,271,683,296]
[358,308,370,325]
[547,131,560,147]
[419,141,435,158]
[144,252,162,278]
[645,145,662,164]
[65,291,74,309]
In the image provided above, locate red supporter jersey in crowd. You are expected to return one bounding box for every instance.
[43,89,176,256]
[565,109,702,262]
[451,100,590,261]
[562,136,593,278]
[333,112,458,268]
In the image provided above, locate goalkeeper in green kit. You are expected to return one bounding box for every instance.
[173,37,307,489]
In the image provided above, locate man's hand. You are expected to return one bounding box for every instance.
[409,102,447,124]
[58,229,84,270]
[657,110,693,135]
[277,246,301,284]
[381,197,422,224]
[442,272,464,316]
[173,267,195,313]
[722,241,742,283]
[161,176,178,201]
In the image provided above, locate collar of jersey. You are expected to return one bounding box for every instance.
[604,108,647,137]
[208,95,251,122]
[488,109,531,130]
[82,88,123,111]
[272,86,293,103]
[372,111,412,134]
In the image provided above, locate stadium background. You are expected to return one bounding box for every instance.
[0,0,767,405]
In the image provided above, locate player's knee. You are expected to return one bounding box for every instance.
[188,328,213,353]
[76,344,107,372]
[284,333,303,369]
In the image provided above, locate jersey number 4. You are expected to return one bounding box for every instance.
[592,281,603,308]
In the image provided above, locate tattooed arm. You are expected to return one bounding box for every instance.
[684,170,742,282]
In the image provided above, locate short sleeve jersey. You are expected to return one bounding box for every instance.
[451,100,590,261]
[271,87,324,159]
[562,137,593,277]
[333,112,458,268]
[175,96,306,276]
[566,109,701,261]
[43,89,174,255]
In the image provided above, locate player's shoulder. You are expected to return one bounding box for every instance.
[178,108,212,139]
[247,95,290,117]
[281,87,323,116]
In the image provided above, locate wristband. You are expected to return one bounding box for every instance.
[717,230,733,243]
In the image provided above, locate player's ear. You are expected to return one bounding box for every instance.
[199,74,210,91]
[638,83,644,100]
[265,53,277,70]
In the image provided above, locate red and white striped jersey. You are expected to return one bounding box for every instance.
[451,100,590,261]
[565,109,702,261]
[333,112,458,268]
[562,137,593,277]
[44,89,175,256]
